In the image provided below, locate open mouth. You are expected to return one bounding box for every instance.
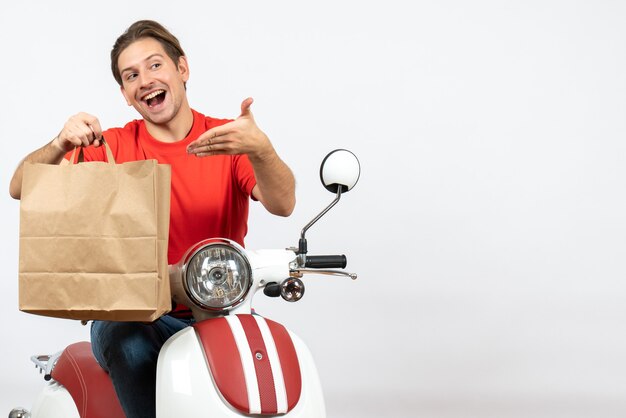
[142,90,166,108]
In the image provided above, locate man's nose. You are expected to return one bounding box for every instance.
[138,71,154,88]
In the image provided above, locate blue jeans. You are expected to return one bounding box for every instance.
[91,316,194,418]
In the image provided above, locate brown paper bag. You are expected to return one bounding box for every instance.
[18,143,172,321]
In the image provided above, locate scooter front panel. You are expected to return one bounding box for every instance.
[194,314,248,411]
[194,314,301,415]
[156,317,325,417]
[265,318,302,409]
[156,327,234,417]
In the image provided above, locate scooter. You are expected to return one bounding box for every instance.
[10,149,360,418]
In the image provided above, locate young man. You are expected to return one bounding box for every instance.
[9,20,295,418]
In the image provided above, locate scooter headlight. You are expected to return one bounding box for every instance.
[183,239,252,311]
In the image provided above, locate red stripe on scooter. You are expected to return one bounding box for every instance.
[194,319,249,412]
[237,314,278,414]
[266,318,302,410]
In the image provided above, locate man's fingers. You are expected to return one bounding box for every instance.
[66,125,91,148]
[85,116,103,141]
[58,113,103,151]
[188,127,228,152]
[80,132,91,148]
[78,124,95,146]
[188,141,220,156]
[87,126,105,147]
[188,137,240,157]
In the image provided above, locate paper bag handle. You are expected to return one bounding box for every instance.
[69,139,116,165]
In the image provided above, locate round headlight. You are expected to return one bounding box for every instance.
[183,239,252,311]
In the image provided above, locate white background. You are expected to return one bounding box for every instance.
[2,1,626,417]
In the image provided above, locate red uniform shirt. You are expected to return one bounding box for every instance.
[72,109,257,264]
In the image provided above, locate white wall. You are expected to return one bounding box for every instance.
[2,1,626,417]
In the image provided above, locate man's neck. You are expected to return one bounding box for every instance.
[144,105,194,143]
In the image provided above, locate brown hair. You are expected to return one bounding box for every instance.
[111,20,186,86]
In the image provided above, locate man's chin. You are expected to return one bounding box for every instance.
[136,107,172,125]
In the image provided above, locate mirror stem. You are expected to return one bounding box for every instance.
[297,188,343,258]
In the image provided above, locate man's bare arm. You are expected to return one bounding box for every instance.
[9,112,104,200]
[9,138,67,199]
[249,148,296,216]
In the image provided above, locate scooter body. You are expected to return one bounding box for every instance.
[156,321,325,417]
[21,251,327,418]
[29,383,78,418]
[23,323,324,418]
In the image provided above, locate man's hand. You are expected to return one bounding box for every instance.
[54,112,104,152]
[9,112,104,200]
[186,97,295,216]
[186,98,273,160]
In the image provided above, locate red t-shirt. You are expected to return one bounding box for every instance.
[70,109,257,264]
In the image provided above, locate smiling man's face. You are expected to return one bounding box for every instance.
[118,37,189,127]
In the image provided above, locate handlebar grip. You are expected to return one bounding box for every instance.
[305,255,347,269]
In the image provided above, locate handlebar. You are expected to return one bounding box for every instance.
[304,255,347,269]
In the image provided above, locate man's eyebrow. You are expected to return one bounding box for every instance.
[120,53,165,74]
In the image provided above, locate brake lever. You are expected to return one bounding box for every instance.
[290,269,357,280]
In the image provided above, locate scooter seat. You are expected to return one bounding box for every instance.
[51,341,125,418]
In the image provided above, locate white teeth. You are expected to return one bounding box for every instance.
[143,90,164,101]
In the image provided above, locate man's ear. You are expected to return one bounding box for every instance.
[120,85,132,106]
[178,56,190,83]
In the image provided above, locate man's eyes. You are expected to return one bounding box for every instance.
[124,63,161,81]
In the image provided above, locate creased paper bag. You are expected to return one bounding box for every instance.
[19,143,171,321]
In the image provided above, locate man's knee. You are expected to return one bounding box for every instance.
[91,321,161,372]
